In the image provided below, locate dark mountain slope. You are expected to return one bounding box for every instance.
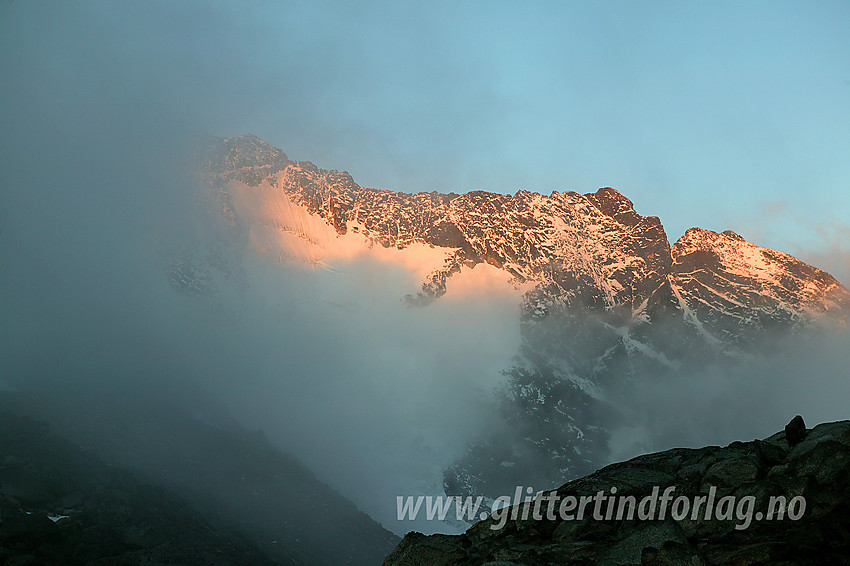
[0,405,282,565]
[2,392,400,566]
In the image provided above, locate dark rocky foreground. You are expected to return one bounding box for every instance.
[385,418,850,565]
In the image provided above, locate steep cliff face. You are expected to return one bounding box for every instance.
[188,133,849,504]
[384,418,850,566]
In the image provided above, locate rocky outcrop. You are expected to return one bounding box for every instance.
[385,417,850,565]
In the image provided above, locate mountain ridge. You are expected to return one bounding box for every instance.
[199,133,848,344]
[191,132,849,503]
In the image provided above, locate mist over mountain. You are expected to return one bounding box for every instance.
[3,98,848,554]
[3,3,849,564]
[169,133,849,529]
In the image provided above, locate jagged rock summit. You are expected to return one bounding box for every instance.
[384,417,850,565]
[198,133,848,345]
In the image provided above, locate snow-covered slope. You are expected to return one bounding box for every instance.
[671,227,849,346]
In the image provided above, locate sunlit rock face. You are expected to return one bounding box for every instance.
[671,227,849,347]
[181,133,850,509]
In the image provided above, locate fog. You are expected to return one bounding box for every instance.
[607,327,850,463]
[2,1,848,544]
[0,97,522,530]
[0,4,521,528]
[204,255,521,524]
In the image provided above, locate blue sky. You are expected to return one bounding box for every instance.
[3,0,849,280]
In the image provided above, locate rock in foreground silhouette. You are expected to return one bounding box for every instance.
[385,417,850,565]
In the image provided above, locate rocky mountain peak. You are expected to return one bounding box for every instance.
[670,226,849,344]
[200,133,291,185]
[189,134,850,503]
[584,186,643,227]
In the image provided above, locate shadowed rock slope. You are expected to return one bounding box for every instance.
[0,407,282,566]
[384,418,850,565]
[1,392,400,566]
